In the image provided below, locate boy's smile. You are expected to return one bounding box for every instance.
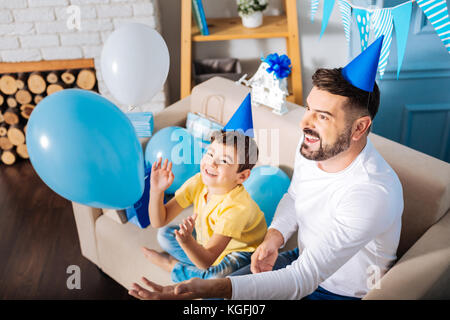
[204,167,218,177]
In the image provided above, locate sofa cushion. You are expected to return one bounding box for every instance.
[102,208,128,224]
[369,133,450,258]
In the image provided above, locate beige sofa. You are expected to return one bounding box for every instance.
[71,77,450,299]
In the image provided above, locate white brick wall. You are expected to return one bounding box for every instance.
[113,16,156,29]
[13,8,56,22]
[0,23,34,36]
[2,49,41,62]
[41,46,83,60]
[0,10,14,23]
[28,0,69,7]
[132,2,154,16]
[0,0,167,113]
[79,19,113,32]
[54,6,97,20]
[96,4,133,18]
[0,0,27,9]
[0,37,20,50]
[20,34,59,48]
[60,32,101,46]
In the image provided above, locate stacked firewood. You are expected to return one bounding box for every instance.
[0,68,97,165]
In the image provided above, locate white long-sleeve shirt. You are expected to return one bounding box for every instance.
[230,137,404,299]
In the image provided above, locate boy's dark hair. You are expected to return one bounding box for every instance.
[210,130,259,173]
[312,68,380,130]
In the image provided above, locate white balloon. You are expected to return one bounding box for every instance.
[101,23,170,106]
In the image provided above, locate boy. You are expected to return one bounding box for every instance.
[142,130,267,282]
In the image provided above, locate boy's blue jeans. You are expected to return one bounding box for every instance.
[230,248,361,300]
[157,225,252,283]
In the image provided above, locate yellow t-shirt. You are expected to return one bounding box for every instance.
[174,173,267,266]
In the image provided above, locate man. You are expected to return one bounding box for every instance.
[129,37,404,300]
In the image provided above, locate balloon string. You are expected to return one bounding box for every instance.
[127,105,143,112]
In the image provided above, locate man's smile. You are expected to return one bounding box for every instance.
[304,133,320,145]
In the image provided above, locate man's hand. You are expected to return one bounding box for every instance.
[128,277,232,300]
[175,213,197,244]
[251,229,284,274]
[129,277,198,300]
[150,158,174,193]
[251,241,279,273]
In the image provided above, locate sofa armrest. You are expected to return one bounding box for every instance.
[363,210,450,300]
[102,208,127,224]
[72,202,103,265]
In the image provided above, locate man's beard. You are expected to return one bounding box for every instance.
[300,126,353,161]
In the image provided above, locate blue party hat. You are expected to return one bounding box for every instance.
[223,93,254,138]
[341,36,384,92]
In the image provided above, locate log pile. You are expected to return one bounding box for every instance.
[0,67,98,165]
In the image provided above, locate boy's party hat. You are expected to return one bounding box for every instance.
[341,35,384,92]
[223,93,254,138]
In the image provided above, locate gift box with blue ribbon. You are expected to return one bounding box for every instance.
[186,112,223,153]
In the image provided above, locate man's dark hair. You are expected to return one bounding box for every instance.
[210,130,259,173]
[312,68,380,129]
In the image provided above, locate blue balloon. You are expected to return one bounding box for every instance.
[26,89,145,209]
[145,126,202,194]
[243,166,291,225]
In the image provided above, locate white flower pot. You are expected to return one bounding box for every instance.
[241,11,263,28]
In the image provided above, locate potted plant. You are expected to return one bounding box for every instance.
[237,0,268,28]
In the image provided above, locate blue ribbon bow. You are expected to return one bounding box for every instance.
[262,53,292,80]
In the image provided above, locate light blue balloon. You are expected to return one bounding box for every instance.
[26,89,144,209]
[243,166,291,225]
[145,126,202,194]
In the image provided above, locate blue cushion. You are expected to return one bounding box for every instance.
[126,167,151,228]
[125,167,173,229]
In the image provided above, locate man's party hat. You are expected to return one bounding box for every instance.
[223,93,254,138]
[341,36,384,92]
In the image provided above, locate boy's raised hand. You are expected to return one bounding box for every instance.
[150,158,174,193]
[175,213,198,244]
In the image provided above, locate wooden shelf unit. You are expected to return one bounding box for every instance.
[181,0,303,105]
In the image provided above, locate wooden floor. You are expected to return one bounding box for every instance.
[0,160,132,300]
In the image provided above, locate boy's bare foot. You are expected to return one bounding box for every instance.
[141,247,178,272]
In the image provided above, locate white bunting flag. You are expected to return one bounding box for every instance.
[416,0,450,53]
[371,8,394,78]
[311,0,319,22]
[338,0,352,43]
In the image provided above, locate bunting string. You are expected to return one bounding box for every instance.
[311,0,450,79]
